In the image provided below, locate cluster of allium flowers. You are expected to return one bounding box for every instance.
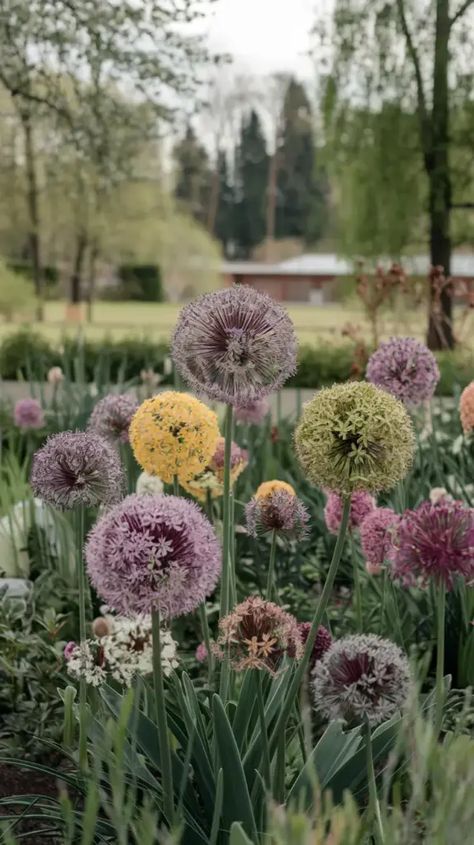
[295,382,415,495]
[14,398,44,430]
[31,431,123,509]
[183,437,248,501]
[359,507,400,575]
[390,500,474,590]
[324,490,375,535]
[245,489,309,540]
[86,493,221,618]
[216,596,303,673]
[129,391,219,483]
[88,393,138,444]
[366,337,440,407]
[255,479,295,500]
[234,397,270,424]
[459,381,474,434]
[312,634,411,726]
[64,615,178,687]
[195,642,208,663]
[171,286,297,405]
[298,622,332,668]
[136,471,164,496]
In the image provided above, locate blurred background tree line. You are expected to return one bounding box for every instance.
[0,0,473,349]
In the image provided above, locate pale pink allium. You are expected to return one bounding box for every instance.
[235,398,271,424]
[217,596,302,673]
[459,381,474,434]
[324,491,375,535]
[366,337,439,407]
[359,507,400,568]
[88,393,139,444]
[195,642,208,663]
[14,398,44,430]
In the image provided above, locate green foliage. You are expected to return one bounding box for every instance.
[233,110,269,257]
[117,265,164,303]
[0,258,34,321]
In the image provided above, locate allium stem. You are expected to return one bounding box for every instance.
[199,602,215,688]
[364,716,385,844]
[256,672,271,787]
[173,474,179,497]
[270,496,351,752]
[434,585,446,736]
[151,608,175,826]
[73,505,88,772]
[219,403,234,701]
[266,530,278,601]
[351,536,363,632]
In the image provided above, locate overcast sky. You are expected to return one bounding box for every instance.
[205,0,319,78]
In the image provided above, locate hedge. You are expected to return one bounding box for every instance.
[0,328,472,394]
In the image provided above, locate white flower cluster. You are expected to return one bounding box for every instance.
[136,471,164,496]
[65,614,178,687]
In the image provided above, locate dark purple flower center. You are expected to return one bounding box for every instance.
[332,652,396,703]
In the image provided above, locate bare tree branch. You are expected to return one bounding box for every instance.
[451,201,474,208]
[396,0,431,157]
[450,0,474,28]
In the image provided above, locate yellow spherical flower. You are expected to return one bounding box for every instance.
[129,392,219,483]
[255,480,295,500]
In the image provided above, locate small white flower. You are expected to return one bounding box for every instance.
[136,471,164,496]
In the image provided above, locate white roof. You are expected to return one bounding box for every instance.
[221,252,474,278]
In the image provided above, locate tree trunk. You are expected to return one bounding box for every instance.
[70,232,88,304]
[426,0,453,349]
[86,242,99,323]
[207,162,220,235]
[21,112,43,321]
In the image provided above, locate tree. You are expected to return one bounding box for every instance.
[173,125,212,227]
[214,151,235,255]
[233,110,269,257]
[319,0,474,349]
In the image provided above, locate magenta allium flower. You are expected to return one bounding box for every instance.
[324,491,375,535]
[64,641,77,661]
[195,642,208,663]
[245,489,309,540]
[390,500,474,590]
[312,634,411,726]
[31,431,123,509]
[359,507,400,569]
[235,398,271,424]
[217,596,302,673]
[298,622,332,667]
[14,398,44,430]
[88,393,139,444]
[86,493,221,618]
[366,337,440,407]
[171,286,297,405]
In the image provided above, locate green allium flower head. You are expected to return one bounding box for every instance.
[295,381,415,495]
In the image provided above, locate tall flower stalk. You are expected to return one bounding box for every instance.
[151,608,174,826]
[434,585,446,736]
[73,505,88,771]
[219,404,234,699]
[266,530,277,601]
[364,717,385,844]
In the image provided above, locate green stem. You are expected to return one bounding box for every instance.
[364,717,385,845]
[74,506,88,772]
[199,602,215,689]
[434,585,446,736]
[266,530,278,601]
[351,535,363,632]
[219,404,234,701]
[274,724,286,804]
[151,608,175,826]
[206,488,214,523]
[173,474,179,497]
[269,496,351,753]
[256,672,271,787]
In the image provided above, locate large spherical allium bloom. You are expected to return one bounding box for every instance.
[183,436,248,501]
[216,596,303,673]
[88,393,139,444]
[459,381,474,434]
[129,391,219,484]
[31,431,123,509]
[298,622,332,668]
[324,490,375,535]
[86,493,221,618]
[295,382,415,495]
[14,398,44,430]
[255,479,295,500]
[366,336,440,407]
[245,489,309,540]
[390,500,474,590]
[312,634,411,726]
[235,397,271,425]
[171,286,297,405]
[359,507,400,572]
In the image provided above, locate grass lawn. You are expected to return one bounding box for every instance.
[1,299,473,347]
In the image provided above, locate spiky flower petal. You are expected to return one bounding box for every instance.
[295,382,415,494]
[129,391,219,483]
[245,490,309,540]
[366,337,439,406]
[217,596,302,673]
[88,393,139,444]
[324,490,375,535]
[86,493,221,618]
[359,507,400,568]
[312,634,411,726]
[171,286,297,405]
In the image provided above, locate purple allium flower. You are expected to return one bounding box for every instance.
[86,493,221,618]
[366,337,440,407]
[298,622,332,667]
[64,641,77,661]
[312,634,411,726]
[195,642,208,663]
[31,431,123,509]
[245,490,309,540]
[390,500,474,590]
[216,595,303,673]
[359,507,400,569]
[235,397,271,424]
[171,286,297,405]
[324,490,375,535]
[88,393,139,444]
[14,398,44,430]
[211,437,248,474]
